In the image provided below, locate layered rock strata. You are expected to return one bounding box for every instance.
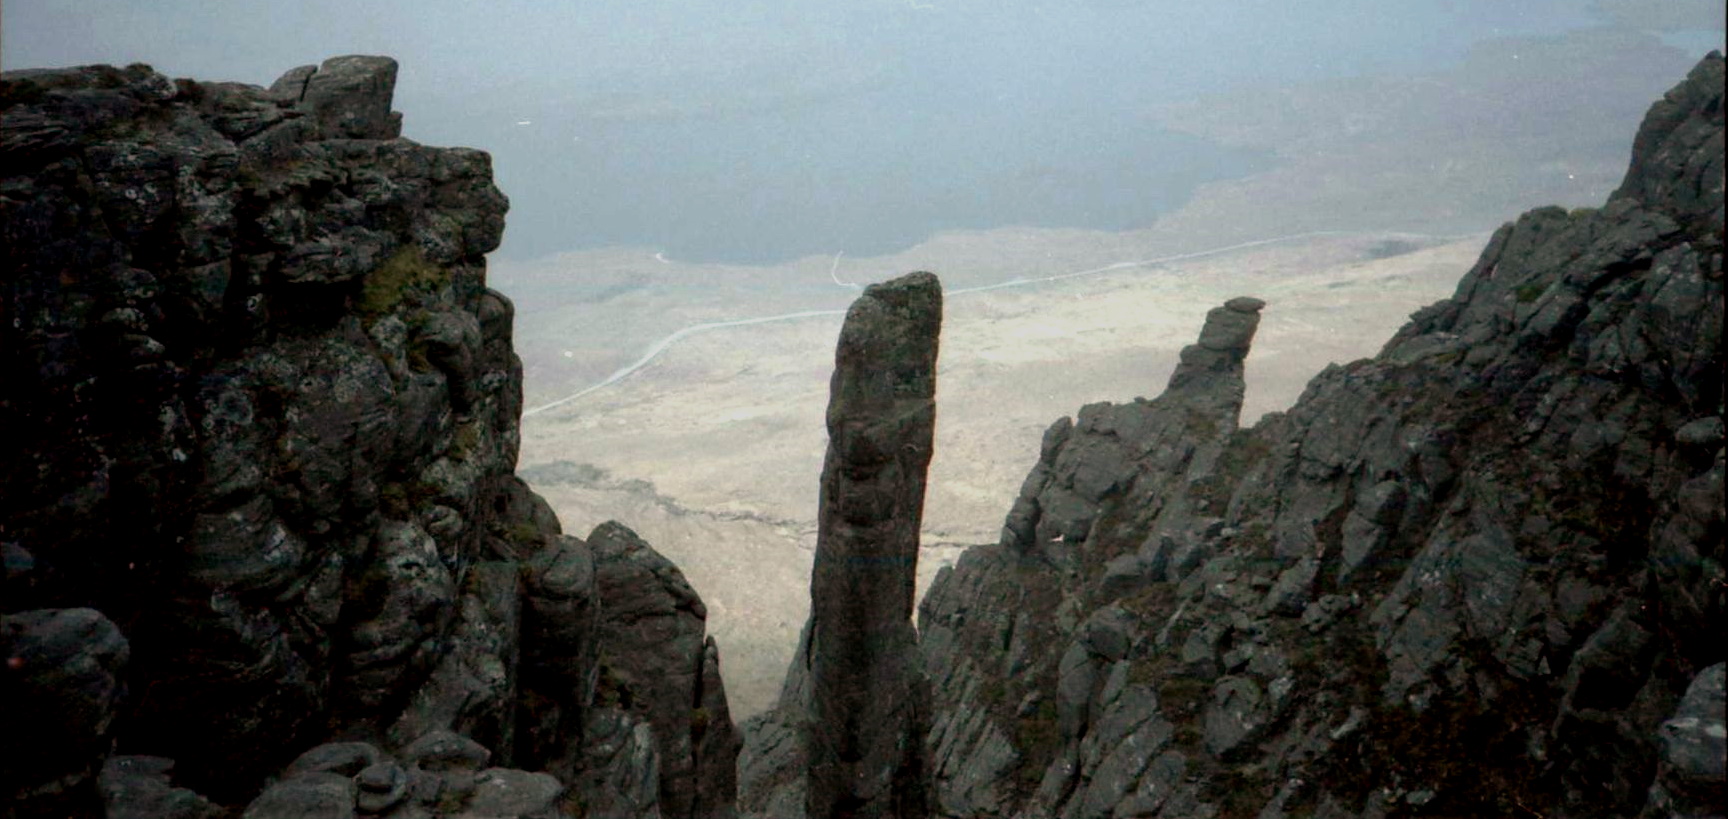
[1,56,739,818]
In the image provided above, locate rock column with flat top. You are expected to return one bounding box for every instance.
[807,271,942,819]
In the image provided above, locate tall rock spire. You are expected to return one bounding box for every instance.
[806,271,942,818]
[1166,295,1264,430]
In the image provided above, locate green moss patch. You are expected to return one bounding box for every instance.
[360,246,448,316]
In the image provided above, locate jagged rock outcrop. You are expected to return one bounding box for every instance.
[918,295,1266,818]
[919,53,1724,818]
[998,294,1264,578]
[1,56,739,818]
[587,521,741,819]
[737,272,944,817]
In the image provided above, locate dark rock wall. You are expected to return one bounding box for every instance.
[917,53,1724,819]
[806,272,942,819]
[1,56,739,818]
[3,54,517,800]
[734,274,945,818]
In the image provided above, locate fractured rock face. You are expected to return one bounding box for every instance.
[1,60,514,794]
[2,55,742,817]
[918,52,1726,819]
[807,271,943,818]
[998,294,1264,573]
[297,55,404,140]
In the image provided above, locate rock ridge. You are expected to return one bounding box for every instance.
[907,52,1723,819]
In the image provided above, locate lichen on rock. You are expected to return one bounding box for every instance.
[1,55,738,818]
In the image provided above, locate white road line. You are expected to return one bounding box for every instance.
[523,229,1470,417]
[524,309,846,417]
[829,251,861,288]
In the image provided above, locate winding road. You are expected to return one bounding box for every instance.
[522,229,1462,418]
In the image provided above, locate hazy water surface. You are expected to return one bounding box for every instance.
[492,89,1273,265]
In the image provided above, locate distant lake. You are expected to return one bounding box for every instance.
[411,4,1641,268]
[485,81,1274,266]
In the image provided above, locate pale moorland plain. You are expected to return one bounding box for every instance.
[509,232,1484,717]
[493,29,1700,717]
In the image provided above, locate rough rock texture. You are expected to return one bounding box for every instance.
[999,294,1264,577]
[1,56,739,818]
[736,273,943,818]
[916,293,1263,819]
[234,737,564,819]
[807,272,942,819]
[588,520,741,819]
[1,608,132,816]
[915,54,1724,818]
[99,756,224,819]
[1643,663,1727,818]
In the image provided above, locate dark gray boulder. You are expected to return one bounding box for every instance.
[1,608,130,816]
[297,55,403,140]
[99,756,223,819]
[241,737,568,819]
[1643,663,1727,818]
[465,768,564,818]
[241,774,356,819]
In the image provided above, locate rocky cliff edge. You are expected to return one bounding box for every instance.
[905,53,1723,819]
[1,56,739,819]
